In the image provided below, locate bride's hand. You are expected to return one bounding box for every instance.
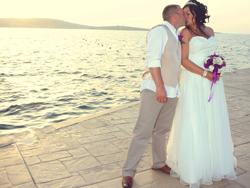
[206,71,220,81]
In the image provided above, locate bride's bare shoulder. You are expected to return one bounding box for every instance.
[204,26,215,36]
[180,28,189,34]
[180,28,192,39]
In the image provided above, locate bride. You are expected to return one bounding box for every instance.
[166,0,237,187]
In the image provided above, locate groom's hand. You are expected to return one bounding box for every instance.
[149,67,167,103]
[156,86,167,103]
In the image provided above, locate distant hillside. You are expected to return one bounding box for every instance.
[0,18,149,31]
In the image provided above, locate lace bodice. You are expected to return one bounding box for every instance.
[188,36,218,68]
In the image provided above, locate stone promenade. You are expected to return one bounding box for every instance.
[0,68,250,188]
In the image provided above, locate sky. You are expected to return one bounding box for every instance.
[1,0,250,34]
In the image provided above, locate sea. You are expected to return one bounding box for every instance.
[1,28,250,136]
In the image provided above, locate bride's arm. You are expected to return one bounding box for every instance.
[180,28,215,81]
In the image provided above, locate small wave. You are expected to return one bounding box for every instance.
[72,79,85,82]
[73,71,82,74]
[94,76,103,79]
[1,73,27,77]
[52,118,68,123]
[44,111,79,119]
[118,76,126,79]
[80,74,110,79]
[57,71,69,74]
[30,89,38,93]
[128,98,139,102]
[81,73,89,77]
[57,95,75,102]
[0,105,20,114]
[40,88,49,91]
[105,75,113,79]
[105,97,113,100]
[45,112,63,119]
[91,91,108,96]
[0,124,25,130]
[133,89,140,93]
[78,105,95,110]
[0,102,47,116]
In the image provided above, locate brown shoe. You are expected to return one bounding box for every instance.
[156,164,171,174]
[122,176,133,188]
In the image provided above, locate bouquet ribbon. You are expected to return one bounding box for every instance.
[208,71,218,102]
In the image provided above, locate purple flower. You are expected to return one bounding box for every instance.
[178,35,183,40]
[178,35,185,44]
[204,59,213,69]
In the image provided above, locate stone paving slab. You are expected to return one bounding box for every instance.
[0,68,249,188]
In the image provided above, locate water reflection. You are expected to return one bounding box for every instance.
[0,28,249,136]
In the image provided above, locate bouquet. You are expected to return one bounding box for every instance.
[204,53,226,102]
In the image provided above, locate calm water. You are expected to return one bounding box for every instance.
[1,28,250,136]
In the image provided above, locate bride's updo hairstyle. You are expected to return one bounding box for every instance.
[183,0,210,36]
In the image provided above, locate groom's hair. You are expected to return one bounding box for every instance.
[162,5,179,21]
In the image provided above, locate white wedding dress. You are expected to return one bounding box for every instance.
[166,36,237,188]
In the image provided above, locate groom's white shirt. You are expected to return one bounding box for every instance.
[141,21,180,98]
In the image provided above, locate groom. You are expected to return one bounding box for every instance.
[122,5,185,188]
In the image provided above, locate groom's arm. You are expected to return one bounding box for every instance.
[146,27,167,103]
[149,68,167,103]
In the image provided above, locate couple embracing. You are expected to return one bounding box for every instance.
[122,0,237,188]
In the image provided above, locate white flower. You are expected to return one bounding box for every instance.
[208,65,214,71]
[213,56,223,65]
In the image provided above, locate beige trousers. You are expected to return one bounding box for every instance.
[122,89,178,177]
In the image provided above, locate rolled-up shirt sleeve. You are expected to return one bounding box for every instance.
[145,27,168,68]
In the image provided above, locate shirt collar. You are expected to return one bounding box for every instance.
[163,21,179,39]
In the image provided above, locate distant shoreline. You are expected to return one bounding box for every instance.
[0,18,149,31]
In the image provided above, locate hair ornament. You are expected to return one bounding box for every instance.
[185,1,198,6]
